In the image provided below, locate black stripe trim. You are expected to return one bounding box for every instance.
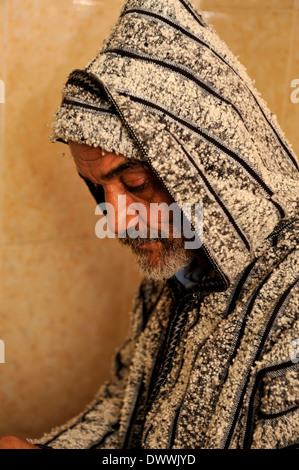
[62,97,117,115]
[225,217,298,318]
[258,405,298,420]
[114,338,131,380]
[252,279,298,369]
[35,443,54,450]
[120,9,299,171]
[267,217,298,243]
[123,3,206,29]
[88,429,117,449]
[66,69,107,99]
[222,264,296,448]
[43,396,116,445]
[224,257,260,318]
[242,361,299,449]
[141,283,166,330]
[123,380,145,449]
[121,9,209,48]
[270,199,286,220]
[242,279,299,449]
[104,53,272,193]
[124,91,263,187]
[117,87,283,205]
[107,47,246,129]
[43,415,91,445]
[169,132,251,251]
[223,272,274,448]
[118,89,285,220]
[177,0,207,28]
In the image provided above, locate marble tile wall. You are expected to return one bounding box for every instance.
[0,0,298,439]
[0,0,142,439]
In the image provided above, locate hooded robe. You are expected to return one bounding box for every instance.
[33,0,298,449]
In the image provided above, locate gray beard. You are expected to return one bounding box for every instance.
[118,236,194,281]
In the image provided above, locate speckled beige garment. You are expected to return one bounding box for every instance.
[34,0,299,449]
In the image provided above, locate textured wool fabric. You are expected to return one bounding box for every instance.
[36,0,299,449]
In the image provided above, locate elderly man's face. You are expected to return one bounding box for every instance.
[69,141,193,280]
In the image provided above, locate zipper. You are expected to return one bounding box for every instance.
[145,294,193,414]
[267,217,298,244]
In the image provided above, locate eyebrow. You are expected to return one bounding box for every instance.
[102,160,149,181]
[78,160,150,185]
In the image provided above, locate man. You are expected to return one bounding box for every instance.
[1,0,298,449]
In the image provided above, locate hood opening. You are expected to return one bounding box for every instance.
[50,0,298,289]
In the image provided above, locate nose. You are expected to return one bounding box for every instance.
[104,189,148,237]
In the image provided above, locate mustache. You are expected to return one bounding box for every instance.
[117,229,175,248]
[118,236,172,247]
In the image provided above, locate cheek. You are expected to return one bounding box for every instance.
[152,182,174,205]
[149,187,176,224]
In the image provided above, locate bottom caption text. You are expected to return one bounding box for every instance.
[101,453,196,467]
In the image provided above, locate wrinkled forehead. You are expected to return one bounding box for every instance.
[68,140,150,172]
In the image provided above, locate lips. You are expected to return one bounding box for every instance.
[138,240,161,248]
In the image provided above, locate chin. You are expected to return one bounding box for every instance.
[136,250,193,282]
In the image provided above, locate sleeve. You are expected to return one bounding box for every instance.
[29,285,146,450]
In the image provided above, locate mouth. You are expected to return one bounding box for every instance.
[138,240,162,248]
[133,242,162,256]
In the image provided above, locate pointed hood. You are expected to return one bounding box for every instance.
[51,0,299,288]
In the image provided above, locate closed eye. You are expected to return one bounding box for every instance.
[123,179,151,194]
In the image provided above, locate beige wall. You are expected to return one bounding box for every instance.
[0,0,298,440]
